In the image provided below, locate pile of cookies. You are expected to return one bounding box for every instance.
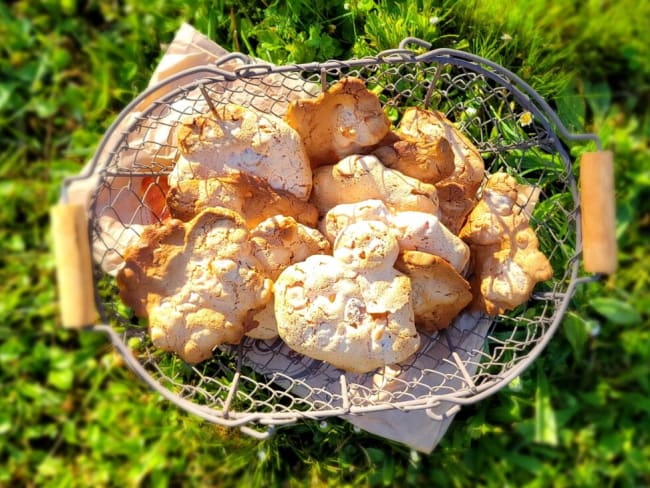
[115,77,552,373]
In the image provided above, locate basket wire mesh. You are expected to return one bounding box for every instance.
[63,38,601,437]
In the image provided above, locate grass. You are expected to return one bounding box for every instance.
[1,0,649,486]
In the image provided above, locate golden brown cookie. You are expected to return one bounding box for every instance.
[394,251,472,331]
[311,155,439,216]
[172,104,313,200]
[460,173,553,315]
[117,208,273,364]
[373,126,455,184]
[285,77,391,168]
[397,108,485,233]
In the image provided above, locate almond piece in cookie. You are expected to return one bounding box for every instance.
[285,77,391,168]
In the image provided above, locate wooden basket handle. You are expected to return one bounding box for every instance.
[580,151,617,275]
[50,203,98,328]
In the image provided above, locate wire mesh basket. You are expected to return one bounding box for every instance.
[53,37,615,441]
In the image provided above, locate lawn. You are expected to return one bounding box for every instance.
[1,0,649,486]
